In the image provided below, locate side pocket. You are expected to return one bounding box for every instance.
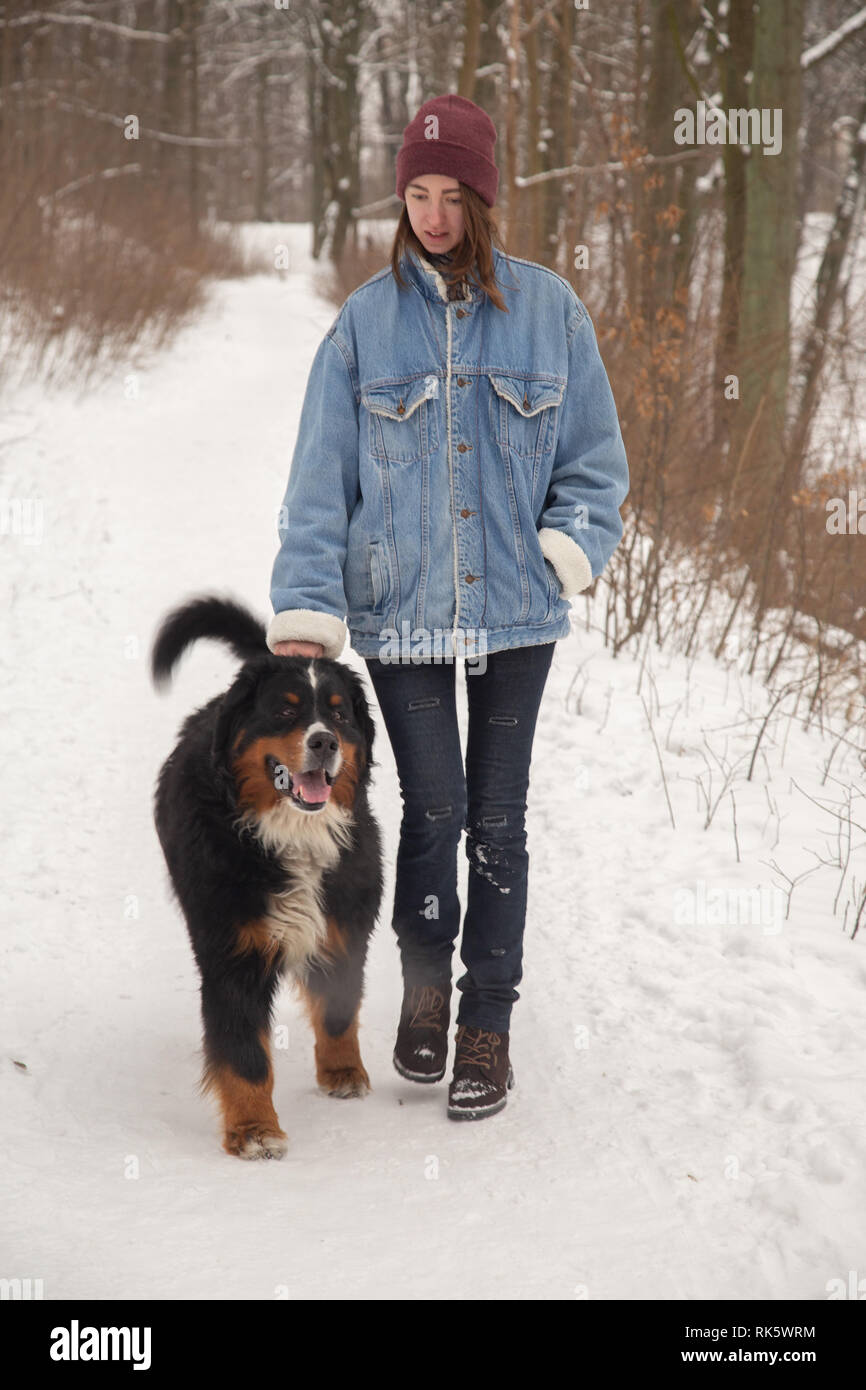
[544,558,562,617]
[369,541,387,613]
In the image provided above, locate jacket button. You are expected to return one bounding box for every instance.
[457,442,472,453]
[523,393,530,410]
[397,400,405,414]
[465,573,479,583]
[459,508,477,518]
[457,377,468,386]
[456,308,469,319]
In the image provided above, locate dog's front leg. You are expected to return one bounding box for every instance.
[297,919,371,1098]
[199,952,287,1160]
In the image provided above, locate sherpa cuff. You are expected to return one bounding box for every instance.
[538,527,594,598]
[266,609,347,661]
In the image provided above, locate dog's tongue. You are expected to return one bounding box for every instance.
[294,770,331,803]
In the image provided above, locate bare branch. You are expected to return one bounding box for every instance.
[47,98,244,148]
[802,7,866,69]
[6,11,173,43]
[36,164,143,208]
[641,694,676,829]
[515,147,708,189]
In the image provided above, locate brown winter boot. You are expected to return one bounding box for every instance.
[447,1025,515,1120]
[393,980,451,1083]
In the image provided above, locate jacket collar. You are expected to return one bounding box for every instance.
[399,244,491,305]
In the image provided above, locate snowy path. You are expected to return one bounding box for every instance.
[2,225,864,1300]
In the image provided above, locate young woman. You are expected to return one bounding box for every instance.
[267,94,629,1121]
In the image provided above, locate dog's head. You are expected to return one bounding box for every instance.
[211,655,377,828]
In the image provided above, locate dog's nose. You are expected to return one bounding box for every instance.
[306,731,339,758]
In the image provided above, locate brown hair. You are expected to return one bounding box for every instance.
[390,182,510,312]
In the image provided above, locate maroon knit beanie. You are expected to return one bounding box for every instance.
[395,94,499,208]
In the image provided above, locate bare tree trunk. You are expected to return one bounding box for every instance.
[541,1,571,269]
[713,0,754,440]
[306,1,364,263]
[737,0,804,530]
[728,0,805,624]
[503,0,520,246]
[787,90,866,468]
[474,0,501,116]
[306,15,325,255]
[523,0,543,261]
[558,0,574,279]
[185,0,202,234]
[0,0,19,165]
[458,0,482,97]
[161,0,184,197]
[254,57,270,222]
[331,3,361,262]
[638,0,690,315]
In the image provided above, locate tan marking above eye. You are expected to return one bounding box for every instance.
[328,694,343,706]
[284,692,300,704]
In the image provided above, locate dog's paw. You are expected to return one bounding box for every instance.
[224,1124,289,1160]
[319,1065,371,1098]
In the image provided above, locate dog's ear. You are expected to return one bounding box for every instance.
[211,667,261,807]
[348,671,376,775]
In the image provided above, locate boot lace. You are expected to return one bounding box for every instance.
[455,1027,500,1070]
[409,985,446,1030]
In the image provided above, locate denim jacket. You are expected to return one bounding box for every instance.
[267,246,629,661]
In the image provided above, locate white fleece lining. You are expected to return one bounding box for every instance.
[416,251,451,303]
[538,527,594,598]
[266,609,347,660]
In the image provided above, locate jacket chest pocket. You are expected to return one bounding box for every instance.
[488,373,565,458]
[363,376,440,464]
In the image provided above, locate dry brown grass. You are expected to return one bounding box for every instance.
[310,221,396,305]
[0,164,268,392]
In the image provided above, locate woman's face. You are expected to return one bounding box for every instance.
[404,174,465,255]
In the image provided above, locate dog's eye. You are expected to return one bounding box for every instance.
[279,707,297,719]
[331,709,347,722]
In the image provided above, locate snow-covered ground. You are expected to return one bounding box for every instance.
[1,224,864,1300]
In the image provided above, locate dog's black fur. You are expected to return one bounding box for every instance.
[151,594,383,1159]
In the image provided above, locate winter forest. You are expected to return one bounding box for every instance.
[2,0,866,1322]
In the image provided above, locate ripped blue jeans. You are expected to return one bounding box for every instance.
[363,642,556,1034]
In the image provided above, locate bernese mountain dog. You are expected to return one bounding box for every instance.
[150,595,383,1160]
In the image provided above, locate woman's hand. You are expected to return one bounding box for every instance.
[273,640,325,658]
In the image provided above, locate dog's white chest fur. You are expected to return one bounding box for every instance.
[266,843,334,970]
[245,799,355,974]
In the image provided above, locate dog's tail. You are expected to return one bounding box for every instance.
[151,594,268,690]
